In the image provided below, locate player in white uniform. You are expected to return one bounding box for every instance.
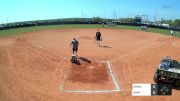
[170,30,174,38]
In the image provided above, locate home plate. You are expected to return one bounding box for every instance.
[60,60,121,93]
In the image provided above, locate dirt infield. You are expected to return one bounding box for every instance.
[0,28,180,101]
[61,60,117,92]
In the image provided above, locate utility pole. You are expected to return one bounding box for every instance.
[82,11,84,22]
[113,10,116,20]
[82,11,84,19]
[93,11,95,18]
[156,9,159,25]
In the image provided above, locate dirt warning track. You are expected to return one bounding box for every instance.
[0,28,180,101]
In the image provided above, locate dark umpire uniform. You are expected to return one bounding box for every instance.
[95,30,102,46]
[70,38,79,55]
[96,31,101,41]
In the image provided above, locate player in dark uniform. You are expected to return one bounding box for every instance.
[95,29,102,47]
[70,38,79,56]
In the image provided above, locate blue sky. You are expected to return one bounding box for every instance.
[0,0,180,23]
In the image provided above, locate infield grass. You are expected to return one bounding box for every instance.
[0,24,179,37]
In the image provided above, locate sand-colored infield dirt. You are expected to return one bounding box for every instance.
[0,28,180,101]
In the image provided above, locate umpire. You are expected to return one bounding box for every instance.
[70,38,79,56]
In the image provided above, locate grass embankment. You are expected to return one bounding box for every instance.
[0,24,179,37]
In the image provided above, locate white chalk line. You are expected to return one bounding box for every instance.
[106,60,121,91]
[60,60,121,93]
[29,42,121,93]
[30,42,71,84]
[30,42,68,60]
[31,43,46,51]
[63,89,120,93]
[111,39,165,62]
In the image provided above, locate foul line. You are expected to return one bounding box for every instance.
[30,42,68,60]
[31,42,47,51]
[63,89,120,93]
[60,60,121,93]
[107,61,121,91]
[29,42,121,93]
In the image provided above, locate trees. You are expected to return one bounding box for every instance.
[163,19,180,26]
[93,17,103,22]
[118,18,135,23]
[174,19,180,26]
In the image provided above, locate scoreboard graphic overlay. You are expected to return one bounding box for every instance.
[132,83,172,96]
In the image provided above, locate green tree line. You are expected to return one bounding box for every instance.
[162,19,180,26]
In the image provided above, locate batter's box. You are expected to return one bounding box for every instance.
[60,60,121,93]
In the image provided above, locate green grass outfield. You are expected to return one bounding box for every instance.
[0,24,179,37]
